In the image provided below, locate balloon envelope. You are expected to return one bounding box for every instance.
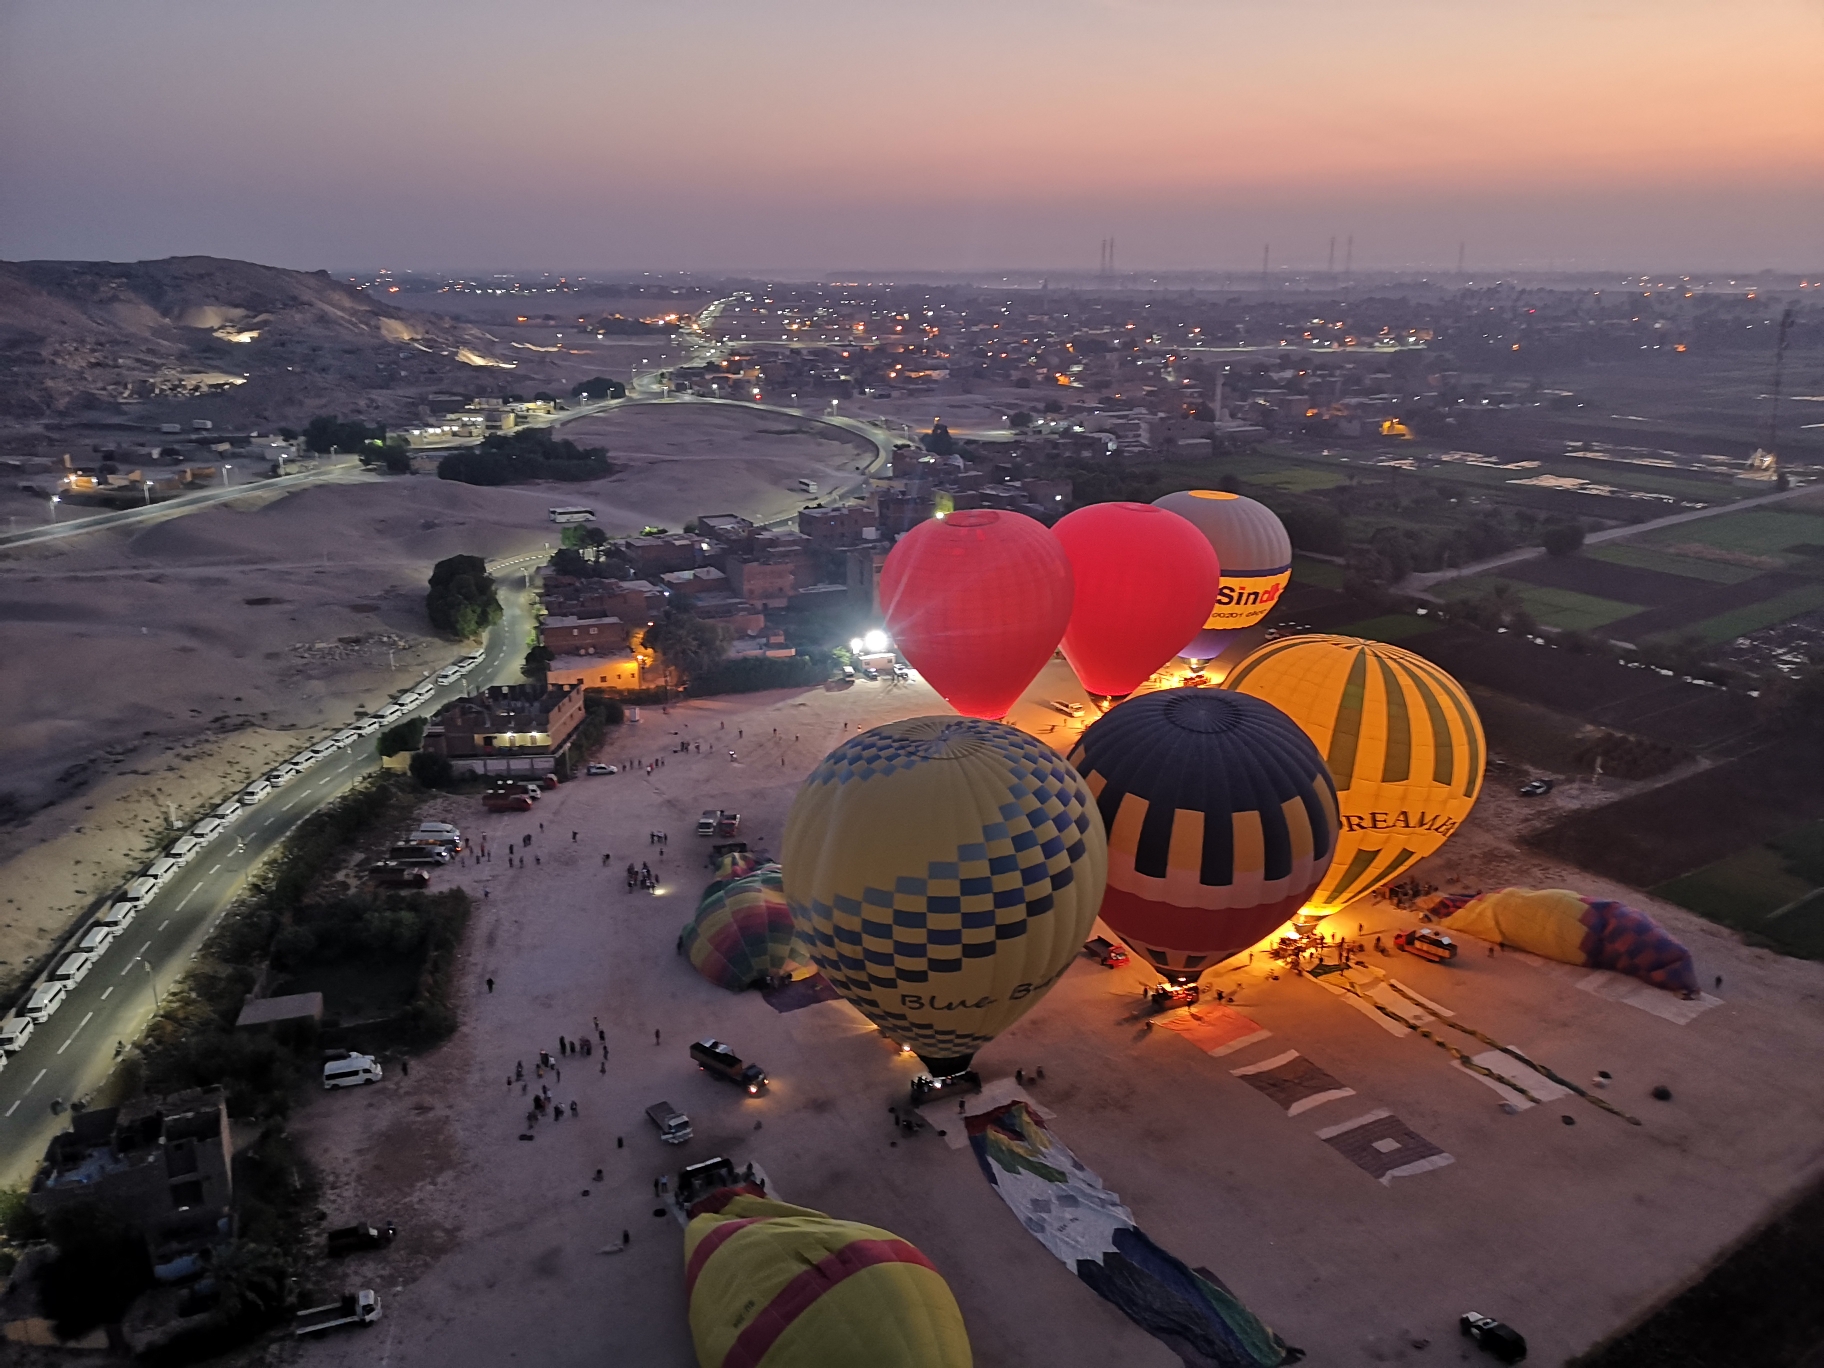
[1069,689,1338,977]
[1222,635,1484,916]
[1151,490,1293,646]
[783,715,1107,1074]
[880,510,1073,719]
[683,859,804,991]
[1051,502,1221,700]
[686,1193,971,1368]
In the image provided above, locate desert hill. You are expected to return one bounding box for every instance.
[0,255,526,423]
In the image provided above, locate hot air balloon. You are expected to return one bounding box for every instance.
[1151,490,1293,661]
[1222,635,1484,921]
[1435,888,1700,996]
[1051,502,1222,706]
[686,1192,972,1368]
[683,858,805,992]
[880,510,1073,719]
[1069,689,1338,980]
[783,716,1106,1076]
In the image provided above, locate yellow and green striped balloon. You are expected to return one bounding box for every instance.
[1222,635,1484,917]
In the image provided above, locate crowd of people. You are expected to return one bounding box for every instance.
[512,1022,608,1138]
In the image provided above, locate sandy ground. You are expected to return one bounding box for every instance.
[0,403,873,1001]
[278,676,1824,1368]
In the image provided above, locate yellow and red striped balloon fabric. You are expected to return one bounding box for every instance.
[1068,689,1338,976]
[685,1193,972,1368]
[1222,635,1484,916]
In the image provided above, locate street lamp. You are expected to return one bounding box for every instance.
[141,957,162,1011]
[48,494,59,523]
[222,463,234,489]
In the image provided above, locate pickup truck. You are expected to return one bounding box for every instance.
[647,1101,693,1144]
[691,1038,766,1094]
[909,1070,982,1109]
[327,1221,396,1256]
[1395,928,1458,963]
[294,1290,382,1336]
[697,809,721,837]
[1083,936,1130,968]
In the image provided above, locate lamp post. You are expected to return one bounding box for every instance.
[48,494,60,524]
[222,462,234,489]
[141,957,162,1011]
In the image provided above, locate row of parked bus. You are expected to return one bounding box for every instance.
[0,652,487,1067]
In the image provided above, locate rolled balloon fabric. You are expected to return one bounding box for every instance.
[1051,502,1222,703]
[1151,490,1292,655]
[880,509,1074,719]
[686,1193,972,1368]
[1222,635,1484,917]
[783,716,1107,1076]
[1070,689,1338,979]
[683,860,804,992]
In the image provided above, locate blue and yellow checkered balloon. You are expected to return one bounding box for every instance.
[783,716,1108,1074]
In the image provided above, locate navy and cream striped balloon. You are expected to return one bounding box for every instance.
[1069,689,1338,978]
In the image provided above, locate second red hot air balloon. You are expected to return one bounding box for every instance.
[880,509,1074,719]
[1051,502,1221,705]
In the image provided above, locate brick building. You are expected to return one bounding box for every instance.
[539,615,629,653]
[421,682,586,776]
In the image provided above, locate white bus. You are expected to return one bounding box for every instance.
[549,507,595,525]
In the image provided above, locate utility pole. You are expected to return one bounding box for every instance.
[1769,306,1797,456]
[1327,236,1336,281]
[1261,244,1271,292]
[1343,235,1353,286]
[1456,242,1466,280]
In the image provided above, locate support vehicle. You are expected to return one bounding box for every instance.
[715,811,741,838]
[646,1101,693,1144]
[1083,937,1130,968]
[1460,1312,1527,1363]
[1395,928,1459,963]
[908,1071,982,1109]
[323,1054,383,1089]
[483,792,534,813]
[0,1015,34,1054]
[368,862,432,889]
[690,1039,767,1093]
[697,810,721,837]
[327,1221,397,1256]
[294,1290,382,1336]
[1148,982,1201,1013]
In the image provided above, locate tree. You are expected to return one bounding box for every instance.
[571,376,626,401]
[1009,410,1035,430]
[1542,521,1585,557]
[551,546,589,578]
[437,429,613,487]
[522,643,554,679]
[643,608,730,683]
[409,750,455,788]
[377,717,427,757]
[922,421,957,456]
[425,555,502,638]
[37,1201,153,1337]
[303,416,386,455]
[1043,399,1063,413]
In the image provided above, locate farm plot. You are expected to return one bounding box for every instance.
[1437,576,1642,632]
[1588,542,1764,584]
[1640,507,1824,561]
[1603,571,1824,641]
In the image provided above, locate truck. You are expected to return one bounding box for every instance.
[484,792,535,813]
[1083,936,1130,968]
[294,1290,382,1336]
[690,1039,767,1094]
[646,1101,693,1144]
[1395,928,1458,964]
[327,1221,397,1257]
[696,810,721,837]
[368,862,432,889]
[715,811,741,838]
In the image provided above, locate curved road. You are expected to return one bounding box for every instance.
[0,557,538,1186]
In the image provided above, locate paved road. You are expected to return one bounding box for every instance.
[1402,480,1820,595]
[0,557,538,1186]
[0,459,368,551]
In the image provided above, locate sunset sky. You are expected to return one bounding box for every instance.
[3,0,1820,272]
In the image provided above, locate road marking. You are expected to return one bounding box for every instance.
[3,1101,17,1117]
[101,986,113,1000]
[58,1013,93,1054]
[29,1068,46,1090]
[209,862,223,874]
[176,887,197,911]
[158,920,170,932]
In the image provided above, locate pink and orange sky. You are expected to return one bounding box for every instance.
[2,0,1820,272]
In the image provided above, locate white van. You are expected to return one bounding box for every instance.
[212,798,243,819]
[124,876,159,904]
[323,1054,383,1089]
[97,902,137,931]
[240,780,272,805]
[50,952,96,988]
[146,857,180,883]
[24,981,67,1024]
[436,666,460,687]
[169,836,202,860]
[77,925,116,955]
[416,822,460,836]
[191,817,225,841]
[0,1015,34,1054]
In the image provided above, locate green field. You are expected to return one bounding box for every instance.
[1337,613,1440,643]
[1249,466,1352,492]
[1587,541,1763,584]
[1641,508,1824,560]
[1290,554,1344,590]
[1654,844,1824,960]
[1439,576,1642,631]
[1678,583,1824,645]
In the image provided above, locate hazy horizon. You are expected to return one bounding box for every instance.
[3,0,1820,274]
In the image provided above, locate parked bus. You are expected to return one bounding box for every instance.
[548,507,595,525]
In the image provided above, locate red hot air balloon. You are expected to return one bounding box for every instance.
[1051,502,1221,705]
[881,510,1074,719]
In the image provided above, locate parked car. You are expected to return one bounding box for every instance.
[77,925,116,955]
[697,810,722,837]
[585,763,616,776]
[1518,778,1554,797]
[1460,1312,1527,1363]
[1050,699,1087,718]
[715,812,741,838]
[327,1221,397,1256]
[323,1054,383,1089]
[23,981,68,1024]
[909,1071,982,1109]
[369,862,432,889]
[690,1038,767,1094]
[646,1100,693,1144]
[1083,936,1130,968]
[484,792,534,813]
[1394,928,1459,963]
[0,1015,35,1055]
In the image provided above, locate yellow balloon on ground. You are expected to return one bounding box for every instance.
[783,716,1107,1074]
[1222,635,1484,917]
[686,1193,972,1368]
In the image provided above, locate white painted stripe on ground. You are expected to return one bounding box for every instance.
[175,887,198,912]
[158,921,170,932]
[29,1068,47,1090]
[58,1013,94,1054]
[3,1100,17,1117]
[1314,1107,1391,1140]
[209,862,223,874]
[100,986,113,1000]
[1287,1088,1358,1117]
[1231,1048,1301,1077]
